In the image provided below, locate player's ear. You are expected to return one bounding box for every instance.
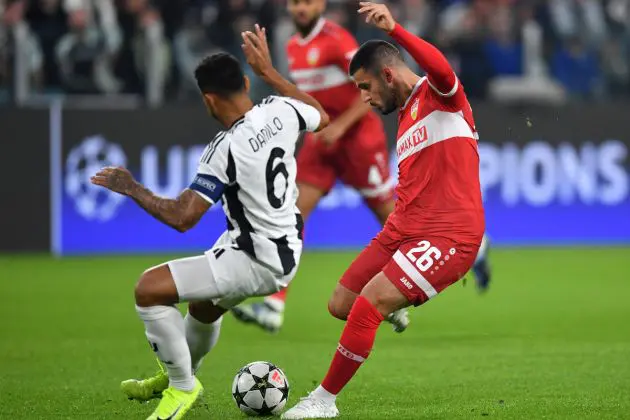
[202,93,216,114]
[382,67,394,85]
[243,76,251,94]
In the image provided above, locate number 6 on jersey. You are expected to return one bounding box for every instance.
[266,147,289,209]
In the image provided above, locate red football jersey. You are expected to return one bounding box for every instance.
[390,76,485,243]
[286,18,383,139]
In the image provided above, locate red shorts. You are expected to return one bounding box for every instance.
[296,131,394,209]
[340,225,480,306]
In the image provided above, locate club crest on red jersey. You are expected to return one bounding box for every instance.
[307,48,320,66]
[411,98,419,120]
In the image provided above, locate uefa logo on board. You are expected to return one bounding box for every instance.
[65,135,127,222]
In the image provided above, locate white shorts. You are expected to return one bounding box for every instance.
[167,231,297,309]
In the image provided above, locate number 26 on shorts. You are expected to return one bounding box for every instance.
[405,240,441,272]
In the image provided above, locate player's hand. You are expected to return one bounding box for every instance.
[242,24,274,77]
[313,121,345,146]
[358,2,396,33]
[91,166,137,196]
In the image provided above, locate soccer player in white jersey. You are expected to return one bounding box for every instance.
[90,25,329,420]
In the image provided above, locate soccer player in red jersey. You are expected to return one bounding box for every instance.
[282,3,485,418]
[231,0,410,334]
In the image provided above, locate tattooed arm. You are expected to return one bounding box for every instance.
[91,167,211,232]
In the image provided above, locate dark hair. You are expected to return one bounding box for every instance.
[194,53,246,97]
[348,40,402,76]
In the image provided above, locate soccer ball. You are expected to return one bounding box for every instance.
[232,361,289,416]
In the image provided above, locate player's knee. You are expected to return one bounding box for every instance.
[134,264,179,307]
[327,297,350,321]
[134,268,163,307]
[134,272,152,307]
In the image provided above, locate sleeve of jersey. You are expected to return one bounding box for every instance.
[281,97,321,133]
[389,23,458,97]
[189,138,229,204]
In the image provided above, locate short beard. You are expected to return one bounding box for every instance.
[295,16,320,38]
[377,82,398,115]
[379,98,397,115]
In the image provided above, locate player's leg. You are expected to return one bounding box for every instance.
[327,229,396,321]
[130,262,205,419]
[282,272,410,419]
[231,134,335,332]
[328,223,409,331]
[364,199,412,332]
[134,264,195,391]
[284,237,480,419]
[472,233,492,292]
[121,300,225,402]
[340,137,409,332]
[186,301,225,374]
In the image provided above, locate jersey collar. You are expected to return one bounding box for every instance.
[228,115,245,131]
[401,77,426,111]
[296,18,326,46]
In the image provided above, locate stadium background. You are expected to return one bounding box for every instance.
[1,1,629,419]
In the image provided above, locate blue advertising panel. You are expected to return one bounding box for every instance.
[54,108,630,255]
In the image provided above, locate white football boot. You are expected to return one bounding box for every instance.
[386,308,410,333]
[231,302,283,333]
[281,395,340,419]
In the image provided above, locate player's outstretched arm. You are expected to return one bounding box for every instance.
[241,24,330,131]
[358,2,456,95]
[91,167,210,232]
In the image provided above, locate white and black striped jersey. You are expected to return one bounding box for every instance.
[189,96,321,275]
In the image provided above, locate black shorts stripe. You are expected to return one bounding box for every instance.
[224,149,256,258]
[269,235,296,276]
[212,248,226,259]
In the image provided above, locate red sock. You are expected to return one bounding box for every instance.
[321,296,384,395]
[268,287,288,302]
[264,286,290,312]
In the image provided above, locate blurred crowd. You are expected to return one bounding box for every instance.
[1,0,630,105]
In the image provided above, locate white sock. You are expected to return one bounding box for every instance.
[475,234,489,264]
[311,385,336,402]
[136,305,195,391]
[185,312,222,373]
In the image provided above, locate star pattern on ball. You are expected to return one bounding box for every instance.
[251,371,277,399]
[233,389,248,407]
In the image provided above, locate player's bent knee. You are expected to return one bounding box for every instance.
[327,285,358,320]
[360,272,410,317]
[134,264,178,307]
[327,299,348,321]
[134,272,155,307]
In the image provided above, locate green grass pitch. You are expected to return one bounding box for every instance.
[1,248,629,419]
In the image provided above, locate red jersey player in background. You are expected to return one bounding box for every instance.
[231,0,411,334]
[282,3,485,418]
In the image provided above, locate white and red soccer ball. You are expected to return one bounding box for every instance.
[232,361,290,416]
